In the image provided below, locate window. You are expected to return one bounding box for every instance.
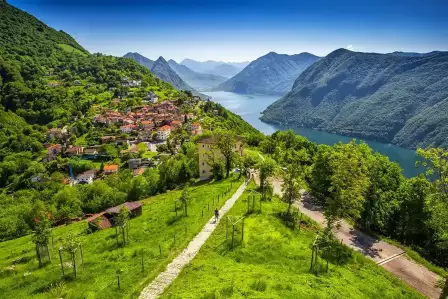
[202,170,205,174]
[202,162,205,166]
[202,144,204,148]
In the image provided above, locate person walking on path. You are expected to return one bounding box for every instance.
[214,208,219,223]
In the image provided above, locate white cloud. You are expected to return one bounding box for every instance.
[346,45,354,51]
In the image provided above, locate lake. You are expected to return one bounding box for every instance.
[205,91,422,178]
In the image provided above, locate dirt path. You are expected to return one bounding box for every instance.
[139,181,249,299]
[271,179,442,299]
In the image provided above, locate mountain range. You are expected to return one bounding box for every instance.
[167,59,227,91]
[215,52,320,95]
[261,49,448,148]
[180,59,249,78]
[124,52,206,97]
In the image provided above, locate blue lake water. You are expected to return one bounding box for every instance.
[205,91,422,178]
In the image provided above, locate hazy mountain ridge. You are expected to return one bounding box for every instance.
[261,49,448,148]
[215,52,320,95]
[180,58,248,78]
[167,59,227,91]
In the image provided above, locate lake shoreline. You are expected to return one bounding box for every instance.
[205,91,422,178]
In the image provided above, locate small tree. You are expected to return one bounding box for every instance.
[32,217,52,267]
[60,232,80,278]
[281,171,303,216]
[214,131,237,178]
[180,188,191,216]
[116,206,130,246]
[258,158,276,199]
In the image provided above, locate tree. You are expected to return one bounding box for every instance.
[60,232,80,277]
[359,153,403,234]
[53,187,82,222]
[214,131,237,178]
[116,206,130,246]
[128,175,149,201]
[258,157,276,198]
[417,148,448,262]
[314,141,371,229]
[32,216,52,267]
[180,188,191,216]
[281,170,304,216]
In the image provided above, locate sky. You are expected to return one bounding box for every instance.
[9,0,448,62]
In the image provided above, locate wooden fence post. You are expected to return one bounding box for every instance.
[59,249,65,276]
[242,218,245,241]
[232,224,235,249]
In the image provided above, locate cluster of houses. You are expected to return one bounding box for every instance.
[92,100,201,141]
[42,99,204,186]
[121,77,141,88]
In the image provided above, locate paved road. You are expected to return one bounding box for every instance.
[139,181,249,299]
[270,179,442,299]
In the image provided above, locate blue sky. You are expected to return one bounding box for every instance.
[9,0,448,62]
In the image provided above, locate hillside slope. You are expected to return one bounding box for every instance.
[216,52,320,95]
[168,59,227,91]
[261,49,448,148]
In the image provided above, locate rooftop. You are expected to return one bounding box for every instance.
[105,201,143,214]
[104,164,118,171]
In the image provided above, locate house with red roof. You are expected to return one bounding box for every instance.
[65,146,84,157]
[140,120,154,130]
[47,144,62,160]
[103,164,119,175]
[119,124,138,133]
[170,120,182,129]
[157,125,171,141]
[191,122,202,135]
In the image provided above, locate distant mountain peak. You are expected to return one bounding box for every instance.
[215,52,320,95]
[155,56,167,63]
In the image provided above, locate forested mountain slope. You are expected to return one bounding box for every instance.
[261,49,448,148]
[0,3,180,189]
[216,52,320,95]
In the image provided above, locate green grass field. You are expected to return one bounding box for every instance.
[58,44,88,56]
[0,177,242,298]
[161,183,423,299]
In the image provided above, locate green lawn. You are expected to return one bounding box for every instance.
[161,183,423,299]
[0,177,242,298]
[58,44,88,56]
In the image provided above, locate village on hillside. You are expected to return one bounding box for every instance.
[41,95,204,187]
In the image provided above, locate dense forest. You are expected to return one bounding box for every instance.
[258,130,448,268]
[261,48,448,149]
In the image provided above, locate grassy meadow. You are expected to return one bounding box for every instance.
[161,182,423,299]
[0,177,242,298]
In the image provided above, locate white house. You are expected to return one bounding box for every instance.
[75,170,97,185]
[157,125,171,141]
[119,124,137,133]
[145,92,158,104]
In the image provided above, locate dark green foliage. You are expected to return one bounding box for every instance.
[200,101,259,135]
[262,48,448,148]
